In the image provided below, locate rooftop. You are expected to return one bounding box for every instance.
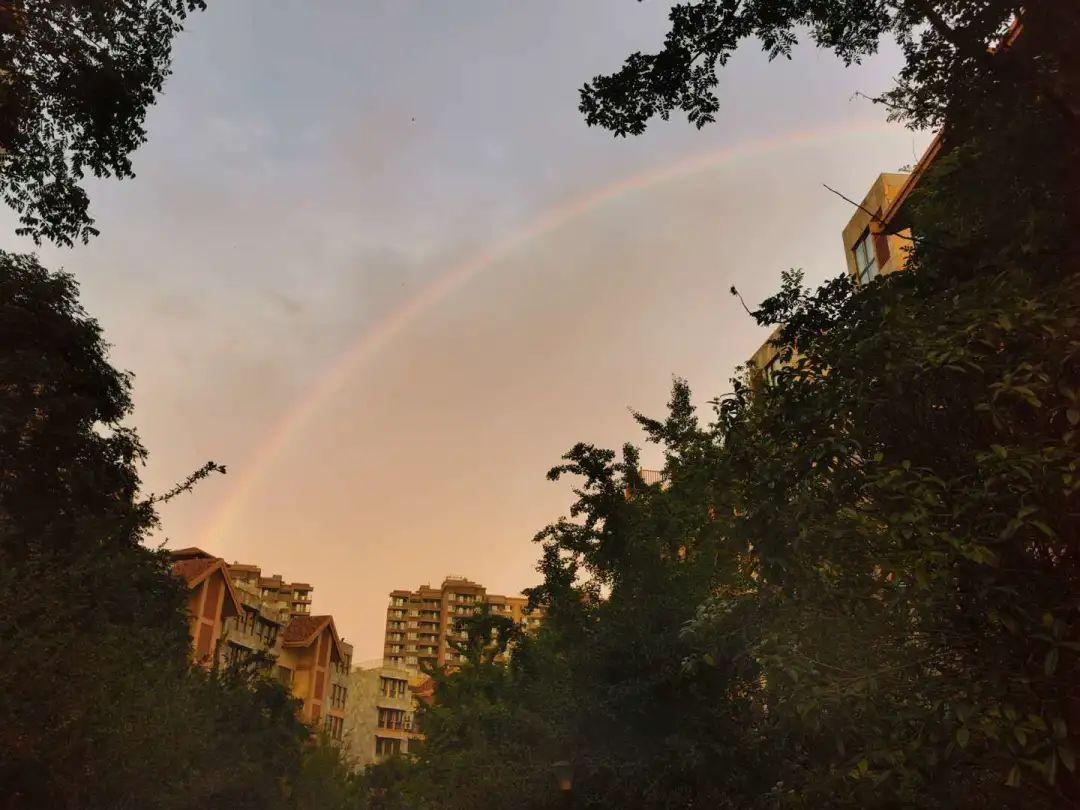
[171,556,218,585]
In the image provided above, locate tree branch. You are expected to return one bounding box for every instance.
[149,461,226,505]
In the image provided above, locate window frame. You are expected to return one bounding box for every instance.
[852,228,880,286]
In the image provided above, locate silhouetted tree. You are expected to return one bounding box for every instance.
[363,8,1079,806]
[0,252,351,808]
[0,0,206,245]
[579,1,1077,138]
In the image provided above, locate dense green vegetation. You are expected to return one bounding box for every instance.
[361,233,1080,809]
[356,4,1079,808]
[0,0,206,246]
[2,1,1075,807]
[0,253,358,809]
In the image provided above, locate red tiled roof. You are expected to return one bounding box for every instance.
[283,614,346,662]
[169,547,214,561]
[413,677,437,706]
[283,614,330,644]
[171,557,218,585]
[170,556,243,619]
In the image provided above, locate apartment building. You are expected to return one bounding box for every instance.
[747,139,938,380]
[841,171,919,286]
[343,663,429,766]
[170,548,353,740]
[383,576,544,670]
[228,561,314,619]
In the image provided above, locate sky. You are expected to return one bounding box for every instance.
[3,1,932,661]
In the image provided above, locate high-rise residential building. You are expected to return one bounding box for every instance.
[383,576,544,670]
[169,547,353,740]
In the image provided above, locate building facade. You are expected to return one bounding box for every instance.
[746,147,938,381]
[343,663,428,767]
[839,171,916,286]
[383,576,543,670]
[171,555,244,665]
[170,548,353,740]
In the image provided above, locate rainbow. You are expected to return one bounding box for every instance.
[199,119,891,548]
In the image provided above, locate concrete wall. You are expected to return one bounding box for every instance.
[840,172,913,281]
[343,665,423,769]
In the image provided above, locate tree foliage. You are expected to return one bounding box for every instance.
[365,5,1078,806]
[579,1,1079,138]
[0,0,205,245]
[0,252,355,808]
[366,226,1079,808]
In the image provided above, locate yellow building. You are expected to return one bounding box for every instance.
[170,548,353,740]
[171,554,243,665]
[747,133,942,380]
[383,576,544,670]
[840,172,915,285]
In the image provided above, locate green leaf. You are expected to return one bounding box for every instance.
[956,727,970,749]
[1031,520,1055,538]
[1005,764,1021,787]
[1044,648,1059,676]
[1059,745,1076,772]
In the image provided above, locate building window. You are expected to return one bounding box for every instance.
[327,683,347,709]
[380,676,407,698]
[378,708,408,729]
[762,353,784,387]
[853,229,879,285]
[375,736,402,757]
[323,714,344,740]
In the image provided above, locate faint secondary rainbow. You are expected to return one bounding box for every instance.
[200,119,890,547]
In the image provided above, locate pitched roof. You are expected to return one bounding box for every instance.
[171,557,218,585]
[169,546,214,560]
[282,614,345,662]
[170,557,243,619]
